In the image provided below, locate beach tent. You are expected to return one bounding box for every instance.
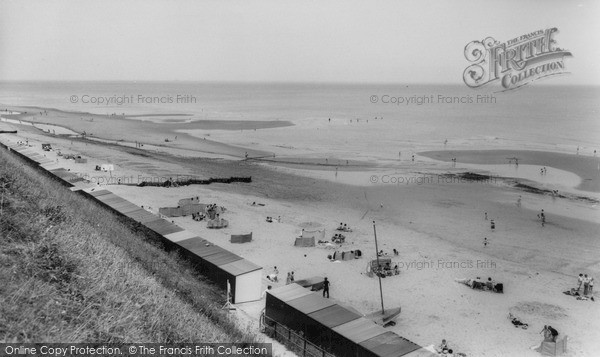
[230,232,252,243]
[333,250,361,261]
[294,236,315,247]
[534,336,568,356]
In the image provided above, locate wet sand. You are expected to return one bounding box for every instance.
[421,150,600,193]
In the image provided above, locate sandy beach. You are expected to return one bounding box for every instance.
[1,107,599,357]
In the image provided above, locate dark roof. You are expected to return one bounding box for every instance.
[143,218,184,235]
[220,259,262,276]
[308,304,361,328]
[267,283,313,302]
[287,293,336,315]
[332,317,388,344]
[359,331,421,357]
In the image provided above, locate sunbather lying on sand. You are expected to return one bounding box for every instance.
[508,313,528,329]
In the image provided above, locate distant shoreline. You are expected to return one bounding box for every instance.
[420,149,600,193]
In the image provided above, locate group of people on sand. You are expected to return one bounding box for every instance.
[266,266,279,282]
[331,233,345,243]
[285,271,295,285]
[436,339,461,356]
[266,216,281,223]
[191,212,206,221]
[577,273,594,297]
[376,262,399,277]
[540,325,560,342]
[336,222,352,232]
[457,277,501,292]
[537,209,546,226]
[378,249,399,257]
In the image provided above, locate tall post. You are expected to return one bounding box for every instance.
[373,220,385,315]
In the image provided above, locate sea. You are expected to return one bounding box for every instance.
[1,81,599,153]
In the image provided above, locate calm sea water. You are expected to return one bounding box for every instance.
[0,81,599,149]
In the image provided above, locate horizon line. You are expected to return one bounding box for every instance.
[0,79,596,87]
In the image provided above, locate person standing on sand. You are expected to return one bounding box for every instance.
[540,325,552,342]
[483,237,489,247]
[323,277,330,298]
[490,220,495,231]
[517,195,522,207]
[484,212,488,220]
[577,274,584,291]
[583,274,590,295]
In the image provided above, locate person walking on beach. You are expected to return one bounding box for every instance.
[323,277,330,298]
[538,209,545,226]
[490,220,495,231]
[483,237,489,247]
[517,195,522,208]
[484,212,488,220]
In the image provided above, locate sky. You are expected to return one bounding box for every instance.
[0,0,599,84]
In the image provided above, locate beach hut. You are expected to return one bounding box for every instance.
[176,237,262,303]
[265,284,434,357]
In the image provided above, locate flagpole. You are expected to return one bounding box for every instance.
[373,220,385,315]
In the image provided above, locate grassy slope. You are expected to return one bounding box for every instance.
[0,148,257,344]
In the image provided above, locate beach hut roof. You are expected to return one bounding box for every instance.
[177,238,227,258]
[202,250,242,267]
[267,283,313,302]
[359,331,421,357]
[143,218,184,235]
[86,189,112,197]
[287,293,336,315]
[220,259,262,276]
[332,317,388,344]
[308,304,361,328]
